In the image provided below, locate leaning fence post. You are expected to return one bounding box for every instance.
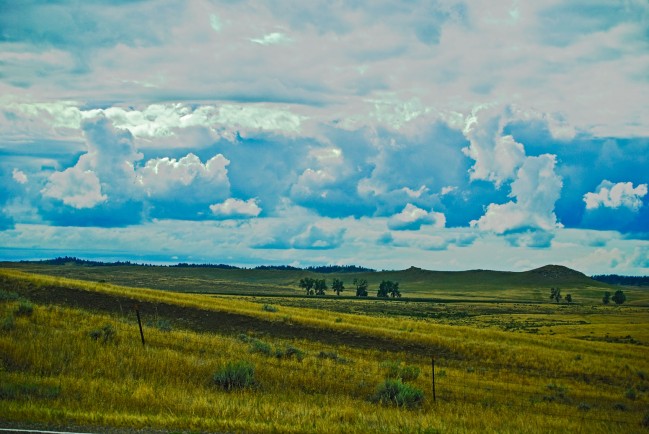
[432,356,436,402]
[135,304,145,347]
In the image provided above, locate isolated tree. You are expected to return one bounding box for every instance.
[565,294,572,303]
[550,287,562,303]
[332,278,344,296]
[353,278,368,297]
[299,277,315,296]
[314,278,327,296]
[612,289,626,305]
[602,291,611,305]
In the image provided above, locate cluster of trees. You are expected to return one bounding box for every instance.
[550,288,628,305]
[549,287,572,303]
[602,290,626,305]
[299,277,401,298]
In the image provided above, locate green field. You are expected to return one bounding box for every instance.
[1,262,648,433]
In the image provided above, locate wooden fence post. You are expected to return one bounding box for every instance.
[135,304,145,347]
[432,356,436,403]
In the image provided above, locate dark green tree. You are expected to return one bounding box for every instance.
[612,289,626,305]
[565,294,572,303]
[377,280,390,298]
[314,278,327,296]
[353,278,368,297]
[602,291,611,305]
[299,277,315,295]
[332,278,344,296]
[377,280,401,298]
[550,287,562,303]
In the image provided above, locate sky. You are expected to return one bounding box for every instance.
[0,0,648,274]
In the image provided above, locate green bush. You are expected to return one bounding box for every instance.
[372,379,424,409]
[262,304,278,313]
[15,300,34,316]
[213,361,255,391]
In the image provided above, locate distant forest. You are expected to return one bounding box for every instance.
[591,274,649,286]
[26,257,376,273]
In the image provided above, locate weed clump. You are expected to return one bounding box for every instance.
[1,315,15,332]
[262,304,278,313]
[213,361,255,391]
[0,289,20,302]
[317,351,349,364]
[372,379,424,409]
[249,339,273,356]
[276,344,304,361]
[381,360,420,381]
[15,300,34,316]
[89,324,116,343]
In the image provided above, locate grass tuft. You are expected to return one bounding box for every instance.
[371,379,424,409]
[212,361,256,391]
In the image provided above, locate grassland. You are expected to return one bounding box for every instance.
[1,265,648,433]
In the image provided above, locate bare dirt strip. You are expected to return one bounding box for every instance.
[2,275,454,359]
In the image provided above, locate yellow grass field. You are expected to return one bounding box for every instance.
[1,268,648,433]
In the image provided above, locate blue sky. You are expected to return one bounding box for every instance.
[0,0,648,274]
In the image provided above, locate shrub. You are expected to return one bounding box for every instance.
[89,324,116,343]
[276,344,304,361]
[400,365,421,382]
[577,402,591,412]
[249,339,273,356]
[1,315,15,332]
[372,379,424,409]
[613,402,627,411]
[262,304,278,313]
[0,289,19,302]
[317,351,348,364]
[213,361,255,391]
[625,387,636,400]
[381,361,420,381]
[15,300,34,316]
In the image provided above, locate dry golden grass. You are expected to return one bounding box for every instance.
[1,269,648,433]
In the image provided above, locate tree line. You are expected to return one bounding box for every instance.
[298,277,401,298]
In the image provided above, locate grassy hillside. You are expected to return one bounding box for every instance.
[1,261,629,305]
[1,268,649,433]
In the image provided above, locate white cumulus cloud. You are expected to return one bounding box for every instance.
[583,180,647,211]
[136,153,230,201]
[471,154,563,234]
[12,168,28,184]
[388,203,446,231]
[210,198,262,219]
[41,167,107,209]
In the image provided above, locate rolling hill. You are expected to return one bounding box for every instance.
[0,260,611,302]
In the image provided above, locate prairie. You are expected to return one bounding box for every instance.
[1,264,648,433]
